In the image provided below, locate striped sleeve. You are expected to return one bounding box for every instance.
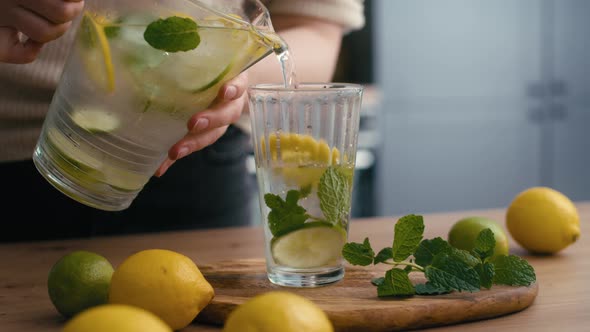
[267,0,365,33]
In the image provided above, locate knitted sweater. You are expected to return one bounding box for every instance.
[0,0,364,162]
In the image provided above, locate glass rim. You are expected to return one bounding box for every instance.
[248,82,364,92]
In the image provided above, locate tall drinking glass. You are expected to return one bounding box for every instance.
[33,0,283,211]
[248,83,364,287]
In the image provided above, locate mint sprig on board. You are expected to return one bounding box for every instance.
[264,166,352,236]
[342,215,537,297]
[144,16,201,52]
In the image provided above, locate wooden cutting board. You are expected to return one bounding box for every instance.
[195,259,538,332]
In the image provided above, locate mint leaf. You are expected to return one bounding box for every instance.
[299,184,312,198]
[371,277,384,286]
[265,191,308,237]
[373,247,393,264]
[318,167,351,226]
[342,238,374,266]
[144,16,200,52]
[475,262,495,289]
[473,228,495,261]
[104,25,121,38]
[392,214,424,262]
[377,268,415,297]
[414,237,452,267]
[415,282,452,295]
[448,247,480,267]
[493,255,536,286]
[425,252,481,292]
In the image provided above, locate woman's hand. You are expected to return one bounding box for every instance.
[155,72,249,177]
[0,0,84,63]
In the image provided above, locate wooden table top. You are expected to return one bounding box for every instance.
[1,202,588,331]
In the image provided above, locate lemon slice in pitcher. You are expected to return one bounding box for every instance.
[78,12,116,92]
[271,222,346,269]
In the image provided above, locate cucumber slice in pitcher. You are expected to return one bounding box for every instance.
[71,109,120,133]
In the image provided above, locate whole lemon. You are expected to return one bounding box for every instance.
[108,249,214,330]
[47,250,114,318]
[506,187,580,254]
[448,216,510,259]
[63,304,172,332]
[223,291,333,332]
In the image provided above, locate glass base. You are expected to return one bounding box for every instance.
[33,144,135,212]
[267,266,344,287]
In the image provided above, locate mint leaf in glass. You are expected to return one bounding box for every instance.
[493,255,536,286]
[425,252,481,292]
[342,238,374,266]
[144,16,200,52]
[392,214,424,262]
[414,237,451,267]
[264,190,308,237]
[473,228,496,261]
[377,268,415,297]
[415,282,452,295]
[373,247,393,264]
[318,166,351,226]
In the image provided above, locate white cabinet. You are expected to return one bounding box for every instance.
[374,0,590,215]
[551,0,590,200]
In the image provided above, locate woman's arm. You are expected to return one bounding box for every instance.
[158,15,347,176]
[248,15,345,84]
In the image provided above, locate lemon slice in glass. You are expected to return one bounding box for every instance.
[78,12,115,92]
[271,222,347,269]
[261,133,341,187]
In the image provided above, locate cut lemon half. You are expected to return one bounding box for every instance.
[271,222,347,269]
[261,133,341,187]
[71,109,120,133]
[79,12,115,92]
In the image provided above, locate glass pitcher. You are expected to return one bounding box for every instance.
[32,0,283,211]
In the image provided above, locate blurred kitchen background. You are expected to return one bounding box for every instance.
[250,0,590,222]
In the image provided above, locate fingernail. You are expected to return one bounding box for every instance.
[193,118,209,132]
[175,147,189,160]
[224,86,238,100]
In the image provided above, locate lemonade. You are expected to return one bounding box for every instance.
[248,84,364,287]
[33,0,285,211]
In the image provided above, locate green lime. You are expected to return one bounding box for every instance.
[448,216,510,259]
[271,223,347,268]
[47,250,114,318]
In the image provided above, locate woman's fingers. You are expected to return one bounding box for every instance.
[187,72,249,133]
[9,6,71,43]
[187,94,245,134]
[218,71,248,100]
[20,0,84,25]
[156,72,250,176]
[155,126,229,177]
[0,27,44,63]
